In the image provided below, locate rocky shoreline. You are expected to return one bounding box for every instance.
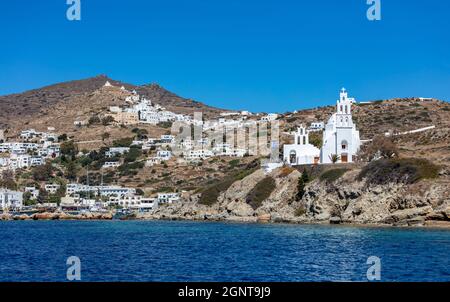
[136,167,450,228]
[2,165,450,228]
[0,211,113,221]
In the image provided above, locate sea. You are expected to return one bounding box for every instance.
[0,220,449,282]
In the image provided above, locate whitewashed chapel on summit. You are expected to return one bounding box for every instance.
[284,88,361,165]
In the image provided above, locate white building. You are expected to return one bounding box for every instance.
[0,189,23,210]
[102,161,121,169]
[157,193,180,204]
[20,129,41,140]
[283,126,321,165]
[184,149,214,161]
[24,187,39,200]
[156,150,172,161]
[45,183,61,194]
[106,147,130,158]
[320,88,361,164]
[261,113,278,122]
[309,122,325,132]
[66,184,136,197]
[160,135,175,144]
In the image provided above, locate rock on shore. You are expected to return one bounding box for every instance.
[0,211,113,221]
[139,166,450,227]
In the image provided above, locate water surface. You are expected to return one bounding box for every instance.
[0,221,449,281]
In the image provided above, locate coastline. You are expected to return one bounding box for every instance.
[3,211,450,230]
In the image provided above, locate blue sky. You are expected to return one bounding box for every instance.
[0,0,449,112]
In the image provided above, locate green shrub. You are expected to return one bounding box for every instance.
[319,169,349,183]
[357,158,440,185]
[113,137,134,147]
[199,167,258,206]
[124,147,142,163]
[101,116,115,126]
[295,206,307,217]
[246,176,276,210]
[88,115,101,125]
[229,159,240,168]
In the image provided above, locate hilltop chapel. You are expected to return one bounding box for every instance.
[283,88,361,165]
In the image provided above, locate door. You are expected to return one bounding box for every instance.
[341,154,348,163]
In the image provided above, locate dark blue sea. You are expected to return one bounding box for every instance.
[0,220,449,282]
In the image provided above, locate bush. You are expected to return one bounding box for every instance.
[60,141,78,158]
[101,116,115,126]
[113,137,134,147]
[295,206,307,217]
[198,179,233,206]
[309,131,323,149]
[157,121,173,129]
[229,159,240,168]
[88,115,101,125]
[124,147,142,163]
[319,169,349,183]
[296,177,305,201]
[246,176,276,210]
[58,133,68,141]
[361,136,399,161]
[357,158,440,185]
[32,163,56,181]
[199,167,258,206]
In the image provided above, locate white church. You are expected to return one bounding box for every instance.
[283,126,321,165]
[283,88,361,165]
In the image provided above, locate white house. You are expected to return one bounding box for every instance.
[283,126,321,165]
[157,193,180,204]
[261,113,278,122]
[106,147,130,158]
[156,150,172,161]
[320,88,361,164]
[0,189,23,210]
[45,183,61,194]
[102,161,121,169]
[25,187,39,200]
[309,122,325,132]
[184,149,214,161]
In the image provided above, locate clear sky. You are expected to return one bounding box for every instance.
[0,0,449,112]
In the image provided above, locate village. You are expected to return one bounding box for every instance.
[0,82,436,220]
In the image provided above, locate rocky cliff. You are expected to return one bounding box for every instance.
[140,164,450,227]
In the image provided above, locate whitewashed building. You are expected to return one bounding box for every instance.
[156,150,172,161]
[309,122,325,132]
[261,113,279,122]
[320,88,361,164]
[102,161,121,169]
[157,193,180,204]
[283,126,321,165]
[45,183,61,194]
[106,147,130,158]
[184,149,214,161]
[0,189,23,210]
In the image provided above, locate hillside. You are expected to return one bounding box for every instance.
[280,98,450,166]
[1,77,450,226]
[0,75,225,133]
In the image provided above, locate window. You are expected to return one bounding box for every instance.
[341,140,348,150]
[289,150,297,164]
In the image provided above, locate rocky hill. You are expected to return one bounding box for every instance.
[1,76,450,227]
[0,75,225,133]
[141,162,450,227]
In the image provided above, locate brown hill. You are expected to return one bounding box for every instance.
[0,75,225,131]
[281,98,450,166]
